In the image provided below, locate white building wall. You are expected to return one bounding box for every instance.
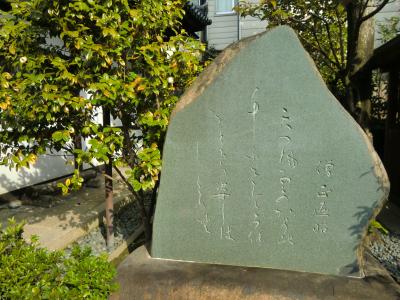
[0,154,74,195]
[207,0,238,50]
[206,0,267,50]
[240,15,267,39]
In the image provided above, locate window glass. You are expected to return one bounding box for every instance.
[216,0,234,13]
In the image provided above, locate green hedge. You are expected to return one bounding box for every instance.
[0,219,118,299]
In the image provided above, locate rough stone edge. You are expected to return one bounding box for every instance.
[301,29,391,277]
[171,29,268,119]
[169,25,391,277]
[293,39,390,277]
[357,130,390,276]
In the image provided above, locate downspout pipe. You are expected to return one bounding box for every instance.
[200,0,208,43]
[237,0,241,41]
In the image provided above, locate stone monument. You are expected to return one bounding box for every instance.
[151,26,389,277]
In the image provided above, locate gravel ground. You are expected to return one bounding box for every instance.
[369,230,400,282]
[65,200,147,257]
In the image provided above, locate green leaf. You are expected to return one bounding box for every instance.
[369,220,389,235]
[133,179,141,191]
[52,131,64,142]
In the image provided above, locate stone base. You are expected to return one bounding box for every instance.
[111,246,400,300]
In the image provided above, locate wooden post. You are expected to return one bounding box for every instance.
[103,107,114,248]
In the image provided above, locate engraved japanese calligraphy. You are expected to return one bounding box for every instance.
[275,108,295,245]
[152,26,389,277]
[247,87,263,245]
[313,161,335,234]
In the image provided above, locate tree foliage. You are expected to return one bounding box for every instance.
[237,0,391,121]
[0,0,205,237]
[377,15,400,43]
[239,0,347,99]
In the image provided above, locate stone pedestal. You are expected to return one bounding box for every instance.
[110,246,400,300]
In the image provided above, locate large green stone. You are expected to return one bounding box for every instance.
[151,26,389,277]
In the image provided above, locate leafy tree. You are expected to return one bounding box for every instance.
[377,15,400,42]
[0,0,205,242]
[237,0,391,129]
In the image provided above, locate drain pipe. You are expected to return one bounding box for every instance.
[200,0,208,44]
[237,1,241,41]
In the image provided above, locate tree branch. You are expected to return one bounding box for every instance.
[309,22,341,69]
[120,115,138,167]
[61,145,75,155]
[113,165,151,241]
[324,22,342,68]
[360,0,390,23]
[301,38,339,73]
[113,166,147,216]
[359,0,370,22]
[334,7,346,64]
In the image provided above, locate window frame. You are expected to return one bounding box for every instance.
[215,0,237,16]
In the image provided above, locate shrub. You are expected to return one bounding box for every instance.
[0,219,118,299]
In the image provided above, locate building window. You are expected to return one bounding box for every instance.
[216,0,236,14]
